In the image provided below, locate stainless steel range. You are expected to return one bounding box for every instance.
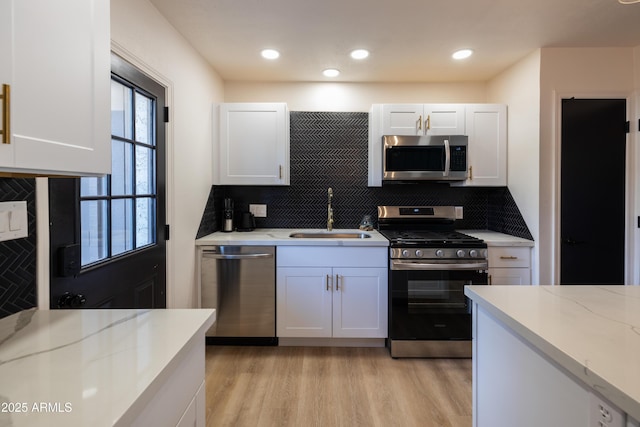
[378,206,488,358]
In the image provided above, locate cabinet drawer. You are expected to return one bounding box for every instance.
[277,246,387,268]
[488,247,530,268]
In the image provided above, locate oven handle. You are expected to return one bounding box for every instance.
[391,259,488,271]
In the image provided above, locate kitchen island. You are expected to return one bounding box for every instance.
[465,285,640,427]
[0,308,215,427]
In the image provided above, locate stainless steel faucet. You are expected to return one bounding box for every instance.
[327,187,334,231]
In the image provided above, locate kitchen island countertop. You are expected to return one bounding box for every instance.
[0,308,215,426]
[465,285,640,422]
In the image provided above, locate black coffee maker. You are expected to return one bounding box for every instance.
[223,198,234,232]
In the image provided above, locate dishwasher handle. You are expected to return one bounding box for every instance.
[202,251,273,260]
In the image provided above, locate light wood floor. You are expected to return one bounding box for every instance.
[204,346,472,427]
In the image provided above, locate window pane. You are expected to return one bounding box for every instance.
[111,139,134,196]
[112,199,134,256]
[135,92,154,145]
[136,197,156,248]
[80,176,108,197]
[81,200,108,265]
[111,80,133,139]
[135,145,155,195]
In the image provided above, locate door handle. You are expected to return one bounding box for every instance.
[562,237,586,245]
[57,292,87,308]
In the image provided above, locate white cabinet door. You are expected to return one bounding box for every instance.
[462,104,507,186]
[424,104,466,136]
[489,268,531,286]
[0,0,110,176]
[218,103,289,185]
[381,104,423,135]
[277,267,333,337]
[332,267,387,338]
[381,104,466,136]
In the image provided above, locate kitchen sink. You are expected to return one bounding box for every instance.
[289,231,371,239]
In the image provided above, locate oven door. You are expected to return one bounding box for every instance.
[389,259,488,340]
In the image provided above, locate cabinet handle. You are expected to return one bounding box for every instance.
[426,115,430,130]
[500,256,518,260]
[1,84,10,145]
[326,274,332,291]
[417,115,422,131]
[469,166,473,180]
[279,165,283,179]
[488,275,492,285]
[336,274,341,291]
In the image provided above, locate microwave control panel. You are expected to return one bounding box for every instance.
[450,146,466,171]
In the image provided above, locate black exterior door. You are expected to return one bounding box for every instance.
[560,98,626,284]
[49,54,167,308]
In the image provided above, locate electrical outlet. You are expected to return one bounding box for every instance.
[249,204,267,218]
[455,206,463,219]
[589,392,624,427]
[0,201,28,242]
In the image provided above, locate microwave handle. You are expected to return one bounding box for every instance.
[443,139,450,177]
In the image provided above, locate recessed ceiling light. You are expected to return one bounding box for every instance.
[261,49,280,60]
[350,49,370,60]
[452,49,473,60]
[323,68,340,78]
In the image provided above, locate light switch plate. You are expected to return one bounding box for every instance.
[0,201,28,242]
[249,204,267,218]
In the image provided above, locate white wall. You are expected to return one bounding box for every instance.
[538,47,636,285]
[109,0,223,308]
[487,50,541,284]
[224,81,487,110]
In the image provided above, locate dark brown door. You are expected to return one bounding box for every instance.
[560,98,626,284]
[49,54,167,308]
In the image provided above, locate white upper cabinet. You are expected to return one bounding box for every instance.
[457,104,507,187]
[0,0,111,176]
[381,104,465,136]
[216,103,290,186]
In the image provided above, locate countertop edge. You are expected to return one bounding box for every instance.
[461,230,534,247]
[464,286,640,421]
[114,309,215,426]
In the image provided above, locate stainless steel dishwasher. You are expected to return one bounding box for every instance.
[200,245,276,345]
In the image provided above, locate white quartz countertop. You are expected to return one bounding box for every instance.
[461,229,534,247]
[464,285,640,421]
[196,228,389,247]
[0,308,215,427]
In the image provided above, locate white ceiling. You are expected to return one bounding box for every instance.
[148,0,640,83]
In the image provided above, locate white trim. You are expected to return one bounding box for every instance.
[110,41,176,307]
[36,177,50,310]
[553,91,635,285]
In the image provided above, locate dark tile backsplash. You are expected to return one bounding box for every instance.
[197,112,533,241]
[0,178,37,319]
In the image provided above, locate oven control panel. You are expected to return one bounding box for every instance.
[391,247,488,259]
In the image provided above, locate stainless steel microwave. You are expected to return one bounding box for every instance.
[383,135,468,181]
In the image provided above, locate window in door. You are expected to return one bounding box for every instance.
[79,78,158,266]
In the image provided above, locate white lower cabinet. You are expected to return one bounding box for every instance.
[488,246,531,286]
[276,247,388,339]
